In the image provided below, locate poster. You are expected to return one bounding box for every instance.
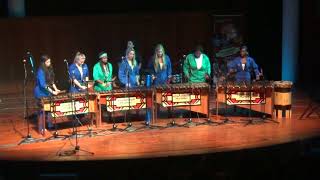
[212,14,245,83]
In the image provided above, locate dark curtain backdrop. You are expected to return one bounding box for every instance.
[0,13,212,89]
[0,0,287,90]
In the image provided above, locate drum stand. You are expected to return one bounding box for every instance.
[240,80,263,126]
[165,57,185,128]
[44,95,69,141]
[121,71,137,132]
[105,89,123,132]
[197,79,220,126]
[219,79,238,125]
[241,78,279,126]
[165,85,184,128]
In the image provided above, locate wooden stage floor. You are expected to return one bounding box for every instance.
[0,82,320,162]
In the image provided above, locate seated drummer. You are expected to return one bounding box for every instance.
[69,52,90,93]
[34,54,61,132]
[183,45,211,83]
[118,47,140,88]
[227,45,260,83]
[148,43,172,85]
[93,51,113,91]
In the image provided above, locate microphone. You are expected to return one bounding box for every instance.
[27,52,35,73]
[64,59,70,72]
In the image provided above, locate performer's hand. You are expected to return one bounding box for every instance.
[52,91,59,95]
[80,85,87,90]
[166,78,171,84]
[256,75,260,81]
[106,82,112,87]
[102,82,110,87]
[230,68,236,73]
[205,74,210,80]
[152,75,156,80]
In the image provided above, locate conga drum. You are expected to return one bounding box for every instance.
[273,81,293,118]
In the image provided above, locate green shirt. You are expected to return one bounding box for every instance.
[93,62,113,91]
[183,53,211,83]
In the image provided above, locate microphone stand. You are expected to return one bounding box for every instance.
[181,55,198,127]
[107,86,123,132]
[165,56,184,128]
[58,61,94,156]
[240,61,265,126]
[19,60,43,145]
[219,67,238,125]
[81,79,100,137]
[197,65,220,126]
[122,62,137,132]
[45,61,70,141]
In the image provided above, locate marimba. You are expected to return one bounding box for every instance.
[96,87,154,125]
[154,83,210,120]
[217,81,274,115]
[39,92,98,134]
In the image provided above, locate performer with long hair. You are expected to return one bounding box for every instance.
[118,47,140,88]
[69,52,89,93]
[148,44,172,85]
[34,54,61,132]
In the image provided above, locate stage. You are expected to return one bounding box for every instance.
[0,82,319,162]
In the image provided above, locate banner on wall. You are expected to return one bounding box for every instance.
[211,14,245,82]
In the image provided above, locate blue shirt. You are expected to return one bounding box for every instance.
[34,68,50,99]
[227,56,260,82]
[68,63,89,93]
[118,59,140,87]
[148,55,172,85]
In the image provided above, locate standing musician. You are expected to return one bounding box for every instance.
[118,47,140,88]
[93,51,113,91]
[69,52,90,93]
[183,45,211,83]
[227,45,260,83]
[148,44,172,85]
[34,54,61,132]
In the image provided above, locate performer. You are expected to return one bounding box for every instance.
[118,47,140,88]
[227,45,260,82]
[34,54,61,132]
[69,52,89,93]
[183,45,211,83]
[93,51,113,91]
[126,40,142,66]
[148,44,173,119]
[148,44,172,85]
